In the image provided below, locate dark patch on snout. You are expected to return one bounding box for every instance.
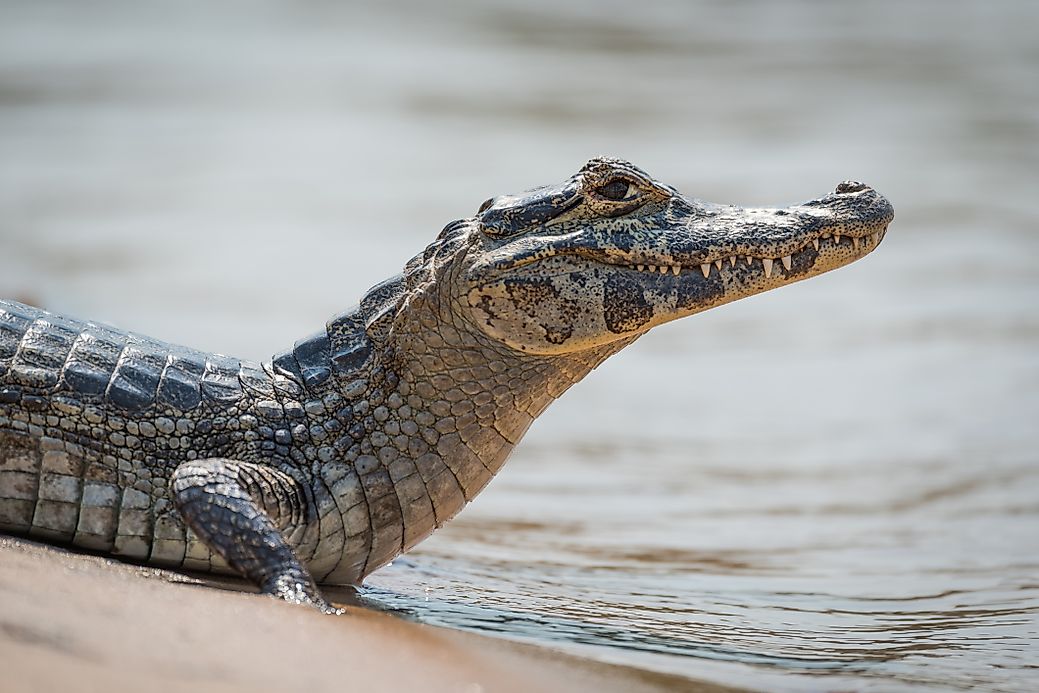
[543,325,572,345]
[791,245,819,276]
[503,278,579,344]
[505,279,562,319]
[603,275,653,333]
[675,271,726,313]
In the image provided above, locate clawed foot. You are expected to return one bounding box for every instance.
[266,575,345,615]
[172,459,345,616]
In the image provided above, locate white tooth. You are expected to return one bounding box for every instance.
[871,232,879,244]
[648,265,656,272]
[671,265,681,275]
[700,263,711,278]
[852,237,860,251]
[762,258,773,278]
[746,256,754,265]
[658,265,668,274]
[812,239,820,251]
[834,233,842,244]
[729,256,737,267]
[714,259,723,270]
[637,264,645,271]
[781,255,792,270]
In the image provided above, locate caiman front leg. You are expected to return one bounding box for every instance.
[170,459,340,614]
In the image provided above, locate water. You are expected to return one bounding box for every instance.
[1,1,1037,690]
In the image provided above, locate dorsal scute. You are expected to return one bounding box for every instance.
[295,219,474,386]
[324,273,406,377]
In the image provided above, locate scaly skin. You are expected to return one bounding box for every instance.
[0,158,894,611]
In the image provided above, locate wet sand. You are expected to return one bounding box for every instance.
[0,536,736,693]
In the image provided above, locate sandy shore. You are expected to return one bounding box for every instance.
[0,536,739,693]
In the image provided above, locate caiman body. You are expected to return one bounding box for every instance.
[0,158,893,611]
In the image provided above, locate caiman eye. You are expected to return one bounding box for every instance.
[597,179,632,201]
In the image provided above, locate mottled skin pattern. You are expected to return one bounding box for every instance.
[0,158,893,612]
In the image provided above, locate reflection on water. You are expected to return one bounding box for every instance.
[362,447,1038,691]
[2,1,1037,691]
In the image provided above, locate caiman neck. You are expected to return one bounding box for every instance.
[378,273,631,472]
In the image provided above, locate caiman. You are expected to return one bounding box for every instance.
[0,158,893,612]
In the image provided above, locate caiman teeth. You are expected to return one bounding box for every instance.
[496,220,886,281]
[622,226,883,279]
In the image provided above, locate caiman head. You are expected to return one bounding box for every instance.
[397,157,893,357]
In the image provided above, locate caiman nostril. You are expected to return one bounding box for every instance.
[477,197,496,214]
[835,181,870,194]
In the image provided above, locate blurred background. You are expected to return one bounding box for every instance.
[1,1,1037,690]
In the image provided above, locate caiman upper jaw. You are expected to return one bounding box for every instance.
[470,182,894,280]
